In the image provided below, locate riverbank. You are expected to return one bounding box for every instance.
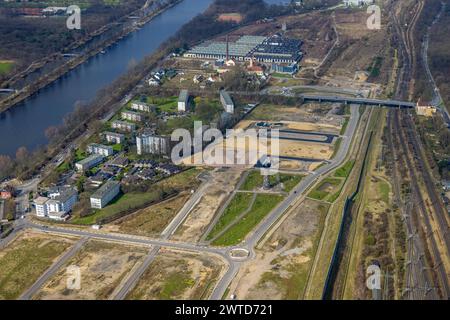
[0,0,182,115]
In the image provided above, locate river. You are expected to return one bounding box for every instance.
[0,0,213,157]
[0,0,286,157]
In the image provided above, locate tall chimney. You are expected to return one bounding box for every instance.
[226,35,229,61]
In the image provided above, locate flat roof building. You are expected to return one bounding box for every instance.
[220,90,234,114]
[103,132,125,144]
[121,110,143,122]
[178,89,189,112]
[185,34,302,64]
[131,101,152,112]
[90,181,121,209]
[87,143,114,157]
[112,120,136,132]
[136,132,171,156]
[75,154,104,172]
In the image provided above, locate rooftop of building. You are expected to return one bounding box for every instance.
[88,143,113,150]
[178,89,189,102]
[220,90,234,105]
[77,154,104,165]
[91,180,120,200]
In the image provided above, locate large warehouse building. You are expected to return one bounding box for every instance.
[184,34,303,64]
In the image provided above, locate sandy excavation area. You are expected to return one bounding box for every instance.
[33,240,148,300]
[126,249,225,300]
[278,140,334,160]
[226,199,329,300]
[172,168,243,243]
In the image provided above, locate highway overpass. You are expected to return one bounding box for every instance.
[301,94,416,108]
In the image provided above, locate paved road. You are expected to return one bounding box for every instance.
[210,104,361,299]
[19,236,89,300]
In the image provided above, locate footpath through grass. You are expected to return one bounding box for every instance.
[206,193,254,241]
[212,194,284,246]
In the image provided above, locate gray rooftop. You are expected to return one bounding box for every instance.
[77,154,104,166]
[178,89,189,102]
[91,180,120,200]
[220,90,233,105]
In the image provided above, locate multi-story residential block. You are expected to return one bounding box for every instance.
[111,120,136,132]
[103,132,125,144]
[121,110,143,122]
[87,143,114,157]
[90,181,121,209]
[220,90,234,113]
[178,89,189,112]
[136,132,171,156]
[75,154,104,172]
[33,187,78,221]
[131,102,152,112]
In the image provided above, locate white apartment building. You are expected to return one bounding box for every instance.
[90,181,121,209]
[34,188,78,221]
[121,110,143,122]
[136,132,171,156]
[75,154,104,172]
[103,132,125,144]
[178,89,189,112]
[131,102,152,112]
[220,90,234,113]
[112,120,136,132]
[87,143,114,157]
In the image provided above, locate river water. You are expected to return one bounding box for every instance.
[0,0,213,157]
[0,0,287,157]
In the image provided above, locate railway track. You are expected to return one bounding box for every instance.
[392,109,450,299]
[387,110,439,299]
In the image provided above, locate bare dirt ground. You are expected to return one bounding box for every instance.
[33,240,148,300]
[172,168,243,243]
[227,199,329,300]
[0,231,77,300]
[125,249,225,300]
[279,140,334,160]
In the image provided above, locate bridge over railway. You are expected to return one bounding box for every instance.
[301,94,416,108]
[230,90,417,109]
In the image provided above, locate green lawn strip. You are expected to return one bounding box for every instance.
[308,177,343,201]
[239,170,264,191]
[331,137,342,159]
[206,192,254,241]
[340,117,350,135]
[71,169,201,225]
[159,271,194,300]
[378,179,390,204]
[277,174,303,192]
[0,61,14,74]
[212,194,284,246]
[334,160,355,178]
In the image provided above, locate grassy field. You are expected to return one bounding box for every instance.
[206,193,254,241]
[0,232,74,300]
[334,160,355,178]
[112,194,190,237]
[240,170,303,192]
[71,168,202,225]
[340,117,350,135]
[308,177,344,202]
[212,194,284,246]
[0,60,14,74]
